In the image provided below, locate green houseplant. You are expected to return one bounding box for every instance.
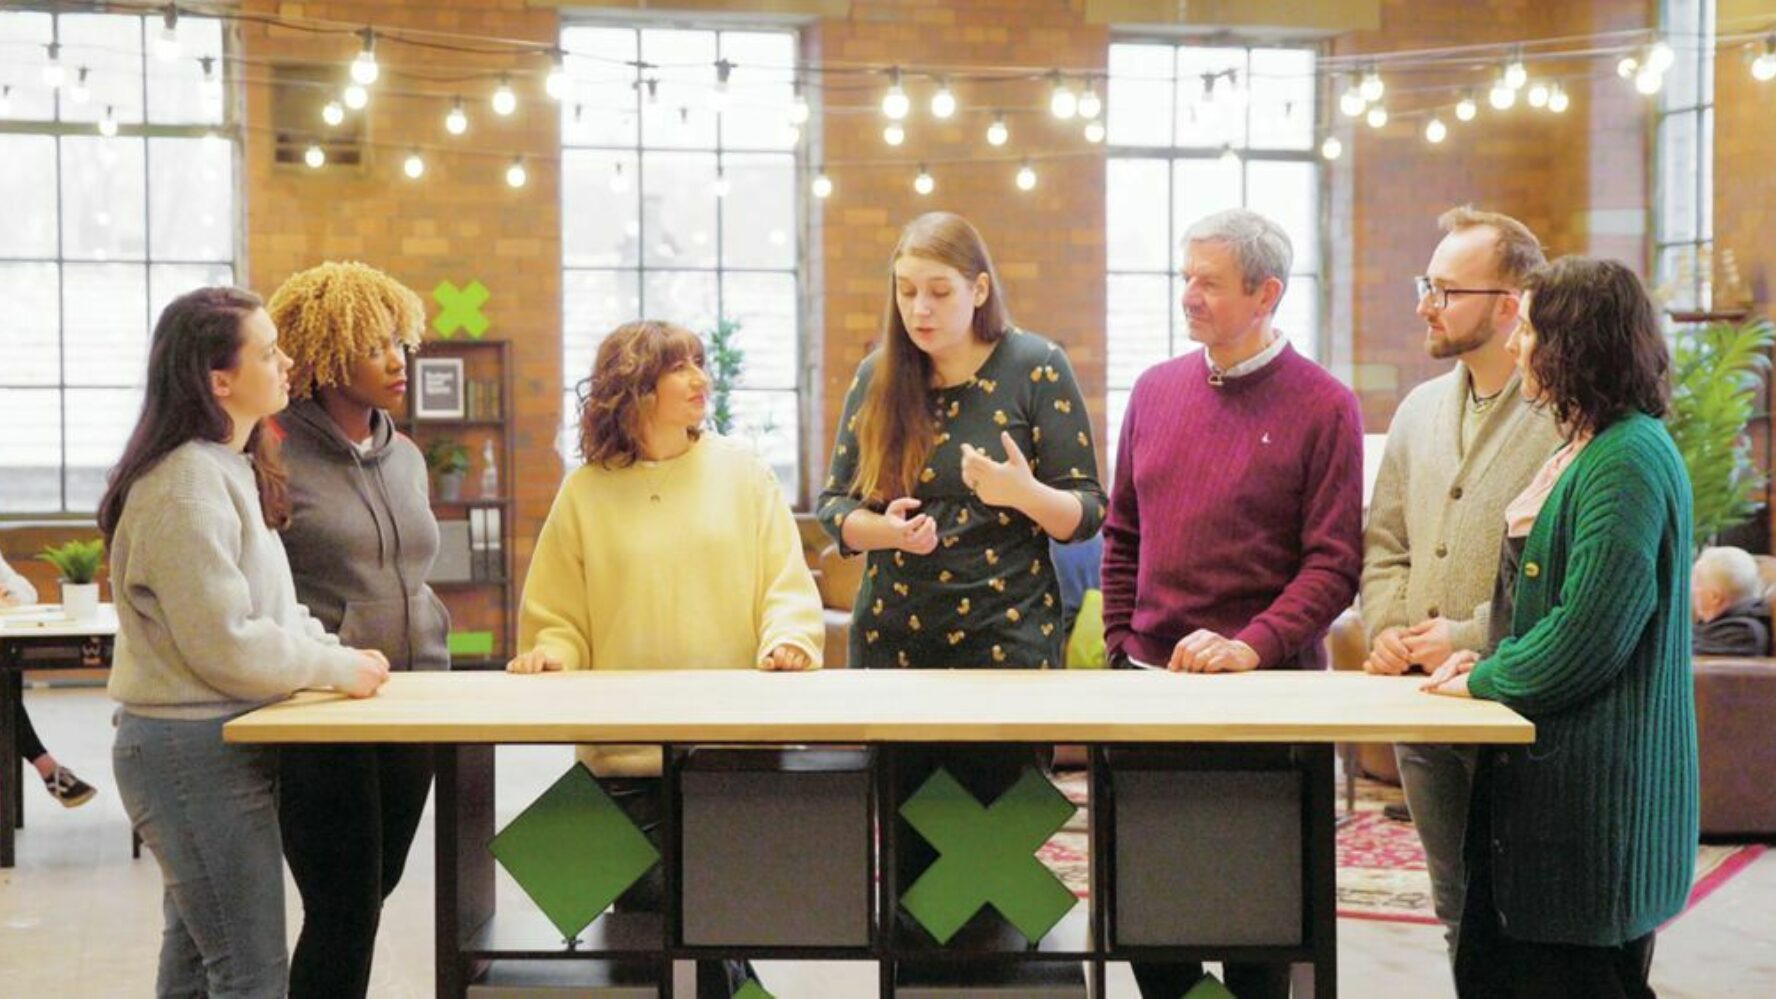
[424,437,471,501]
[38,538,105,618]
[1665,315,1776,547]
[703,316,745,436]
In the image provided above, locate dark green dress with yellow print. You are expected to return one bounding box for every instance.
[817,330,1106,670]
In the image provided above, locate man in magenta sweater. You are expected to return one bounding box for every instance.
[1102,208,1364,999]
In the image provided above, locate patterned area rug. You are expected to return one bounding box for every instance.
[1035,771,1766,927]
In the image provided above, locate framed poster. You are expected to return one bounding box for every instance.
[414,356,466,420]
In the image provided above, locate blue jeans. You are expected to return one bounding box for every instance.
[1395,741,1479,961]
[114,711,288,999]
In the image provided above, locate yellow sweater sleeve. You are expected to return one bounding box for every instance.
[752,459,826,667]
[517,479,594,670]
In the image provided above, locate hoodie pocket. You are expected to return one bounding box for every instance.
[409,589,453,672]
[337,597,409,665]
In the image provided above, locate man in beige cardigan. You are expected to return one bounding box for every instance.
[1360,206,1563,962]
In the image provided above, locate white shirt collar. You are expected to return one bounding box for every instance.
[1210,334,1288,383]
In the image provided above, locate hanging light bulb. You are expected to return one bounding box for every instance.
[491,75,517,116]
[0,85,12,118]
[545,50,568,102]
[1219,144,1240,167]
[156,6,182,62]
[350,29,379,86]
[1635,65,1664,95]
[43,43,65,89]
[1078,78,1103,119]
[1015,160,1036,191]
[98,105,118,137]
[913,164,934,195]
[709,59,732,114]
[1456,92,1478,121]
[784,122,801,145]
[986,114,1008,147]
[930,77,956,119]
[201,127,226,153]
[1754,38,1776,82]
[1504,54,1528,90]
[71,67,91,105]
[609,161,629,193]
[198,56,222,113]
[883,122,905,146]
[1617,55,1640,79]
[304,143,325,168]
[1547,84,1570,113]
[1359,67,1385,102]
[881,67,909,120]
[811,168,833,199]
[1489,76,1516,109]
[1339,86,1367,118]
[403,150,425,179]
[1320,134,1343,160]
[788,78,810,124]
[505,157,527,188]
[445,97,468,134]
[1366,105,1388,129]
[1646,38,1675,74]
[1084,119,1106,144]
[1424,117,1448,143]
[711,165,730,198]
[322,100,345,126]
[1527,81,1550,108]
[1049,71,1078,119]
[343,83,368,110]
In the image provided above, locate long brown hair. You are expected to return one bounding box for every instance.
[851,212,1012,504]
[576,320,705,468]
[98,287,290,544]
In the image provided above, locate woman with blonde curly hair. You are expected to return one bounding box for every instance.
[508,319,823,998]
[264,260,447,999]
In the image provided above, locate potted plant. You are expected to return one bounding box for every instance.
[1665,315,1776,548]
[703,316,744,435]
[37,538,105,619]
[424,437,471,501]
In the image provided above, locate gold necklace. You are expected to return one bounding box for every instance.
[637,458,683,503]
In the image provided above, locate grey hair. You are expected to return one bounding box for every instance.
[1695,545,1764,605]
[1183,208,1293,303]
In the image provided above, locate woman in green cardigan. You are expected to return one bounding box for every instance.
[1423,256,1697,997]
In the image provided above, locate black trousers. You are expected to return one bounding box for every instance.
[279,743,434,999]
[16,700,47,763]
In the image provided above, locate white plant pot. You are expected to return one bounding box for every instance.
[60,581,100,619]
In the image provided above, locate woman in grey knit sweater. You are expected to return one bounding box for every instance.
[98,287,389,999]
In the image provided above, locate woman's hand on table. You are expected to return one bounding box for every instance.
[340,648,390,698]
[506,647,564,674]
[759,645,814,671]
[1421,650,1479,698]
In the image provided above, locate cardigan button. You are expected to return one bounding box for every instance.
[1524,562,1541,579]
[1450,486,1464,500]
[1435,544,1448,558]
[1427,606,1440,618]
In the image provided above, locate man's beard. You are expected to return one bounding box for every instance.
[1426,319,1492,360]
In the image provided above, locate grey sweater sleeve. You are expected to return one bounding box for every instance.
[124,499,360,702]
[0,552,37,604]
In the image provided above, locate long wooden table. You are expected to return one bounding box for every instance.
[228,670,1532,998]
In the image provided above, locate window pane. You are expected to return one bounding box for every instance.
[58,13,145,124]
[718,32,796,152]
[63,263,148,386]
[721,153,794,270]
[643,270,718,335]
[1658,114,1698,244]
[65,387,142,509]
[1175,47,1246,149]
[728,389,798,501]
[150,137,233,261]
[641,151,718,267]
[0,263,60,386]
[0,388,61,513]
[62,135,147,261]
[1106,158,1169,272]
[1277,275,1320,363]
[640,30,718,150]
[0,134,58,258]
[562,269,641,388]
[0,12,56,121]
[1107,43,1172,147]
[560,26,639,148]
[720,272,797,389]
[1246,160,1318,272]
[1106,388,1131,479]
[1106,273,1171,389]
[145,14,223,124]
[1172,157,1243,270]
[563,149,640,267]
[1248,48,1315,151]
[149,263,234,330]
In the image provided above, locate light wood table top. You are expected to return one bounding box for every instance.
[225,669,1533,745]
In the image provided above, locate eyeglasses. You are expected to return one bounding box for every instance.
[1414,275,1515,311]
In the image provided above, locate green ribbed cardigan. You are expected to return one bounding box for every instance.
[1468,412,1698,946]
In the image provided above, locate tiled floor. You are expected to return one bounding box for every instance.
[3,687,1773,997]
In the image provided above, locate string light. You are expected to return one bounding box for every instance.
[200,56,222,112]
[930,77,956,118]
[322,100,345,126]
[0,85,12,118]
[98,105,118,137]
[1218,144,1240,167]
[505,157,527,188]
[1646,38,1675,74]
[42,43,64,88]
[1049,71,1078,119]
[1078,78,1103,120]
[1366,105,1388,128]
[1547,84,1570,113]
[343,83,368,110]
[1424,117,1447,143]
[1015,160,1036,191]
[1359,67,1385,102]
[1489,75,1517,109]
[811,168,833,199]
[1527,81,1550,108]
[304,143,325,168]
[491,75,517,116]
[1754,38,1776,82]
[1084,119,1105,144]
[1339,86,1366,118]
[986,114,1008,146]
[155,6,182,62]
[788,78,810,124]
[1320,134,1342,160]
[882,67,910,120]
[1617,55,1640,78]
[71,67,91,105]
[710,60,732,114]
[913,163,934,195]
[545,50,568,101]
[610,161,628,193]
[445,97,468,134]
[711,165,730,198]
[403,150,425,179]
[1635,64,1664,95]
[1455,92,1478,121]
[883,122,905,146]
[350,29,379,86]
[1504,53,1528,90]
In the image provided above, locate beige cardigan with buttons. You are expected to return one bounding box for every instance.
[1360,364,1564,653]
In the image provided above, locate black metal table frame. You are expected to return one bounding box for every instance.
[0,629,113,868]
[433,741,1338,999]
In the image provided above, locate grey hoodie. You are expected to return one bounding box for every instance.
[277,398,451,672]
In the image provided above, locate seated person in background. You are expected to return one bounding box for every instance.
[1049,532,1104,645]
[1692,545,1772,656]
[1,549,98,807]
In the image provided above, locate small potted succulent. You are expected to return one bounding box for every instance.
[424,437,471,501]
[38,538,105,619]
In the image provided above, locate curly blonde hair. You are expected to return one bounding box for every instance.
[265,261,427,399]
[577,320,705,468]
